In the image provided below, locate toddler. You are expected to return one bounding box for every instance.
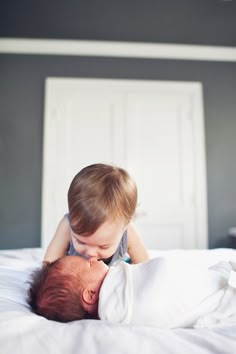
[28,255,236,328]
[44,163,149,265]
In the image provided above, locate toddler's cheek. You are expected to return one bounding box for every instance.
[98,248,117,260]
[72,242,84,255]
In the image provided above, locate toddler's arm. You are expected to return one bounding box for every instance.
[43,216,71,262]
[127,222,150,264]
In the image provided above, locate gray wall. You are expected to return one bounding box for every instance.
[0,1,236,249]
[1,0,236,45]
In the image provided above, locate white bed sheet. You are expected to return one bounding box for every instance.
[1,247,236,354]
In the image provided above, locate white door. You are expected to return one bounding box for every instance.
[42,78,207,250]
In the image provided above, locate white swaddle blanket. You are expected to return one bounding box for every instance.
[98,257,236,328]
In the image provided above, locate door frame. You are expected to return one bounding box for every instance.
[41,78,208,249]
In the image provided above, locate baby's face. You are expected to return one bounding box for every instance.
[71,219,127,261]
[62,255,109,291]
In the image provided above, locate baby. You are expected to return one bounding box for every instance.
[28,255,236,328]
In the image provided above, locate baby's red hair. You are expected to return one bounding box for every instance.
[28,257,89,322]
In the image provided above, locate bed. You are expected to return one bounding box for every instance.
[1,247,236,354]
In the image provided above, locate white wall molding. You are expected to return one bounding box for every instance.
[0,38,236,62]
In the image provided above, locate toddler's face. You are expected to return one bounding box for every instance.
[71,219,127,261]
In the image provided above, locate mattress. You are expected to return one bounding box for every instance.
[1,247,236,354]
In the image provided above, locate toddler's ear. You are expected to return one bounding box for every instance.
[82,288,98,305]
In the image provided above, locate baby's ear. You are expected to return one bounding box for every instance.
[82,288,98,305]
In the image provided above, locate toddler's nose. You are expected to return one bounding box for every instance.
[85,248,98,259]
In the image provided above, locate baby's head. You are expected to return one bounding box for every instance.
[28,255,109,322]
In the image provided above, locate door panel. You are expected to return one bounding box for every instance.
[125,93,195,248]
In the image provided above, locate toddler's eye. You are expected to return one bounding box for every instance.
[100,245,110,250]
[74,237,86,245]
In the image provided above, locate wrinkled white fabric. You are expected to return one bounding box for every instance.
[98,257,236,328]
[194,261,236,328]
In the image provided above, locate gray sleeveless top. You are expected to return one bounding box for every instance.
[65,214,128,266]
